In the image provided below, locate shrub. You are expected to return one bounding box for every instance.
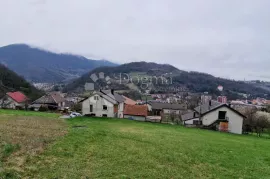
[39,105,49,112]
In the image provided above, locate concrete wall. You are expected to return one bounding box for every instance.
[163,109,180,115]
[118,102,124,118]
[82,94,114,117]
[184,118,199,125]
[147,104,152,111]
[202,106,244,134]
[124,115,146,121]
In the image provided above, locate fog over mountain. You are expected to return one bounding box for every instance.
[0,0,269,81]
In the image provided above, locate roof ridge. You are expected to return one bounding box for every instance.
[50,93,58,103]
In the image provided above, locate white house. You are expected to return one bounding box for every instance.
[0,91,28,109]
[182,101,246,134]
[82,90,125,118]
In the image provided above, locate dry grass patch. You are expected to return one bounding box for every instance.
[0,116,67,177]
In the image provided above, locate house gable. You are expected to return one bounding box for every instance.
[201,105,244,134]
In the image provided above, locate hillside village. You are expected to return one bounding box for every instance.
[2,1,270,177]
[2,85,270,136]
[1,57,270,136]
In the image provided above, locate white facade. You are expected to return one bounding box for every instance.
[124,115,146,121]
[118,102,124,118]
[184,118,199,125]
[201,106,244,134]
[0,96,24,109]
[163,109,180,115]
[82,94,124,118]
[82,94,114,117]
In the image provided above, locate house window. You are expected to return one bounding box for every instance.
[103,105,108,110]
[218,111,227,120]
[102,114,108,117]
[193,120,202,125]
[90,105,93,112]
[94,96,99,100]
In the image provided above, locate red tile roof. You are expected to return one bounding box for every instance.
[6,92,28,103]
[124,104,148,117]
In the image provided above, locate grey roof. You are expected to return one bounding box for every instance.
[95,91,118,104]
[33,92,65,104]
[181,112,200,121]
[149,102,187,110]
[100,90,125,103]
[33,95,55,104]
[182,100,246,121]
[50,92,66,103]
[194,100,222,114]
[82,89,126,104]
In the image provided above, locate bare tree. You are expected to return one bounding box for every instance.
[0,95,11,109]
[242,108,257,134]
[254,114,270,137]
[186,96,200,110]
[243,108,270,137]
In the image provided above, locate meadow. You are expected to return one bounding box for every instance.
[0,110,270,179]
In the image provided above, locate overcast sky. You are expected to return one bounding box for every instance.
[0,0,269,80]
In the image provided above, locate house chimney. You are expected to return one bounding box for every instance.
[208,100,212,110]
[111,89,114,95]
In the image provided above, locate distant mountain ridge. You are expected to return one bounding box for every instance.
[0,44,117,83]
[65,62,270,99]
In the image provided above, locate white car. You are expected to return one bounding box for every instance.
[70,112,82,118]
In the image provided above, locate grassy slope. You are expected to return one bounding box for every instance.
[22,117,270,179]
[0,109,60,118]
[0,110,66,178]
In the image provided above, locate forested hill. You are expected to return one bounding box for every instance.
[0,44,117,82]
[64,62,269,99]
[0,64,43,100]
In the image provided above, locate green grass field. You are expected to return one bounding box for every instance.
[1,110,270,178]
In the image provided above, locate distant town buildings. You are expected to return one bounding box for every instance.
[201,95,212,104]
[217,96,227,104]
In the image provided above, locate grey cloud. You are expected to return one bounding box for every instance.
[0,0,269,80]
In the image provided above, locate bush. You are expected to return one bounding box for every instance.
[243,109,270,137]
[72,103,82,112]
[39,105,49,112]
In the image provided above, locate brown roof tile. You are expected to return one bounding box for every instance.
[124,104,148,117]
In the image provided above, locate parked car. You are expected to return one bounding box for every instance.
[70,112,82,118]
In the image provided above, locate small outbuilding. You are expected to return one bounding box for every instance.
[124,104,148,121]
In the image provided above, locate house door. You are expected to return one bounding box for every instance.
[90,105,93,112]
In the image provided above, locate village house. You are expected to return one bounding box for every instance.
[181,100,246,134]
[82,90,125,118]
[147,101,187,115]
[31,92,66,111]
[0,91,28,109]
[124,104,148,121]
[147,101,187,123]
